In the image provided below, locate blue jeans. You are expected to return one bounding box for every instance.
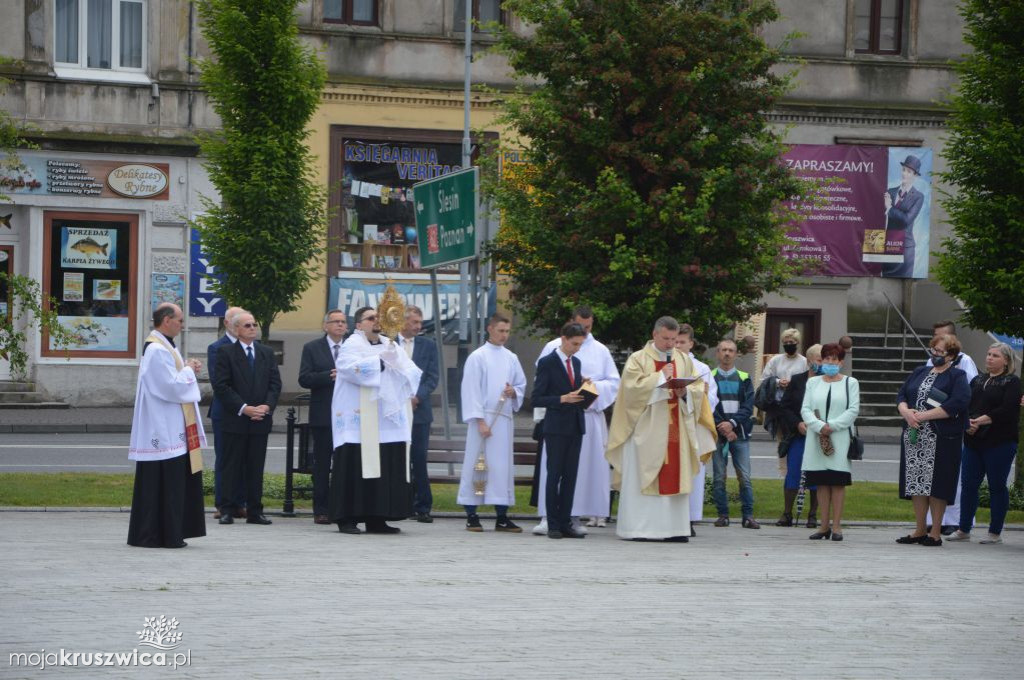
[712,437,754,518]
[959,441,1017,535]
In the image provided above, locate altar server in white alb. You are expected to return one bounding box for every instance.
[127,303,207,549]
[458,314,528,532]
[533,306,620,535]
[677,324,718,536]
[606,316,717,542]
[329,306,422,535]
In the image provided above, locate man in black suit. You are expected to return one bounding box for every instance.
[882,154,925,278]
[212,311,281,526]
[298,309,348,525]
[207,306,243,519]
[398,305,439,523]
[531,322,588,539]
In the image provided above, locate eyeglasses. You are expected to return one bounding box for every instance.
[360,315,378,322]
[241,323,258,328]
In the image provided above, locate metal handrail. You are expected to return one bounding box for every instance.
[881,291,930,373]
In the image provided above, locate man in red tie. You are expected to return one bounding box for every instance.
[530,322,588,539]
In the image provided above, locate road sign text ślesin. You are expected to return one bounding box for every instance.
[413,167,478,269]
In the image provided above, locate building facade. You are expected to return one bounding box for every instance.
[1,1,990,406]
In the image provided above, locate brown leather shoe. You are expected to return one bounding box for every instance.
[314,515,331,525]
[234,508,247,519]
[742,517,761,529]
[213,509,222,519]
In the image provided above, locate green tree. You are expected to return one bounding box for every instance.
[484,0,806,349]
[935,0,1024,487]
[193,0,327,339]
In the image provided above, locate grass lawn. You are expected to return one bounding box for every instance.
[2,472,1021,525]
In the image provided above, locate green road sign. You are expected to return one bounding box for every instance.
[413,167,478,269]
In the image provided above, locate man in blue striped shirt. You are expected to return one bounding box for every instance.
[711,339,759,529]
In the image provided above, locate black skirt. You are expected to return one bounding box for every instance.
[328,442,413,522]
[803,469,852,487]
[127,455,206,548]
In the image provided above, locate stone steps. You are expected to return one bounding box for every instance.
[0,381,69,409]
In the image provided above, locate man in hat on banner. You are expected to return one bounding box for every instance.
[882,154,925,278]
[127,303,207,548]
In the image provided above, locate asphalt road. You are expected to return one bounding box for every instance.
[0,432,908,483]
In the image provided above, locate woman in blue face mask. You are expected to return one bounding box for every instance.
[799,343,860,541]
[895,334,972,546]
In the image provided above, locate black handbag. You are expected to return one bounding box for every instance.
[846,377,864,460]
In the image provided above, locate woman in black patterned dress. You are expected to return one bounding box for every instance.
[894,334,971,547]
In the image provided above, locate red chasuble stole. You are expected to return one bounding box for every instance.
[654,359,681,495]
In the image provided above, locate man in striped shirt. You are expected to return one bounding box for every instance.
[711,339,759,529]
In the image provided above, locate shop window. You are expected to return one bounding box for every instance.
[454,0,505,32]
[0,245,12,322]
[853,0,904,55]
[54,0,148,81]
[324,0,378,26]
[42,211,138,358]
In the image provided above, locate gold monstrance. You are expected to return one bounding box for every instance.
[377,279,405,341]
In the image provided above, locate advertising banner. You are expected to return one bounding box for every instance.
[329,272,496,336]
[60,226,118,270]
[782,144,932,278]
[188,228,226,317]
[1,156,170,200]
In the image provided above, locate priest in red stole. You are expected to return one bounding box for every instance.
[606,316,716,541]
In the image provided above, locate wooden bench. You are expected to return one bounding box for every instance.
[426,438,538,486]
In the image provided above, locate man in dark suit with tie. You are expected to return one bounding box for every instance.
[298,309,348,525]
[207,306,243,519]
[212,311,282,525]
[882,154,925,278]
[531,322,588,539]
[398,305,439,523]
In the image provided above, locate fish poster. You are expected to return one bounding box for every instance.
[60,227,117,270]
[63,272,84,301]
[54,315,129,352]
[150,272,185,310]
[93,279,122,301]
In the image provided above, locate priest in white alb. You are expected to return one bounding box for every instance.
[127,303,207,549]
[606,316,717,541]
[457,314,528,532]
[677,324,719,535]
[329,305,422,535]
[533,306,620,534]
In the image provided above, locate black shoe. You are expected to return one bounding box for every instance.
[562,528,586,539]
[775,513,793,527]
[366,521,400,534]
[219,513,234,525]
[690,524,697,537]
[337,522,361,535]
[806,514,818,529]
[495,518,523,533]
[809,529,832,540]
[169,541,188,548]
[920,536,943,547]
[665,535,689,543]
[940,525,957,536]
[246,514,272,525]
[466,515,483,532]
[831,532,844,541]
[415,512,434,524]
[896,534,926,544]
[547,529,564,539]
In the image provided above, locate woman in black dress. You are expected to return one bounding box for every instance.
[895,334,971,547]
[947,342,1021,544]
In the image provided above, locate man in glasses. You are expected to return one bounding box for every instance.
[299,309,349,525]
[212,311,282,526]
[329,306,422,534]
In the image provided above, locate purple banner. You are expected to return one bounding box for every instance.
[782,144,932,278]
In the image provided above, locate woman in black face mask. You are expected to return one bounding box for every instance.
[762,328,807,393]
[895,334,972,546]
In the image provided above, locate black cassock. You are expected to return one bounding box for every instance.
[328,442,413,523]
[127,454,206,548]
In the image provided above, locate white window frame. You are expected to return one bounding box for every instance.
[53,0,151,84]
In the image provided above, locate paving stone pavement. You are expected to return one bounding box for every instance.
[2,511,1022,679]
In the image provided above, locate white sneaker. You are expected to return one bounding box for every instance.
[585,517,599,527]
[946,530,971,541]
[570,517,588,534]
[596,517,607,528]
[532,518,548,535]
[979,533,1003,544]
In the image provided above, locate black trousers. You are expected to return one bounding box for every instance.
[221,432,268,516]
[310,425,333,516]
[544,432,583,533]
